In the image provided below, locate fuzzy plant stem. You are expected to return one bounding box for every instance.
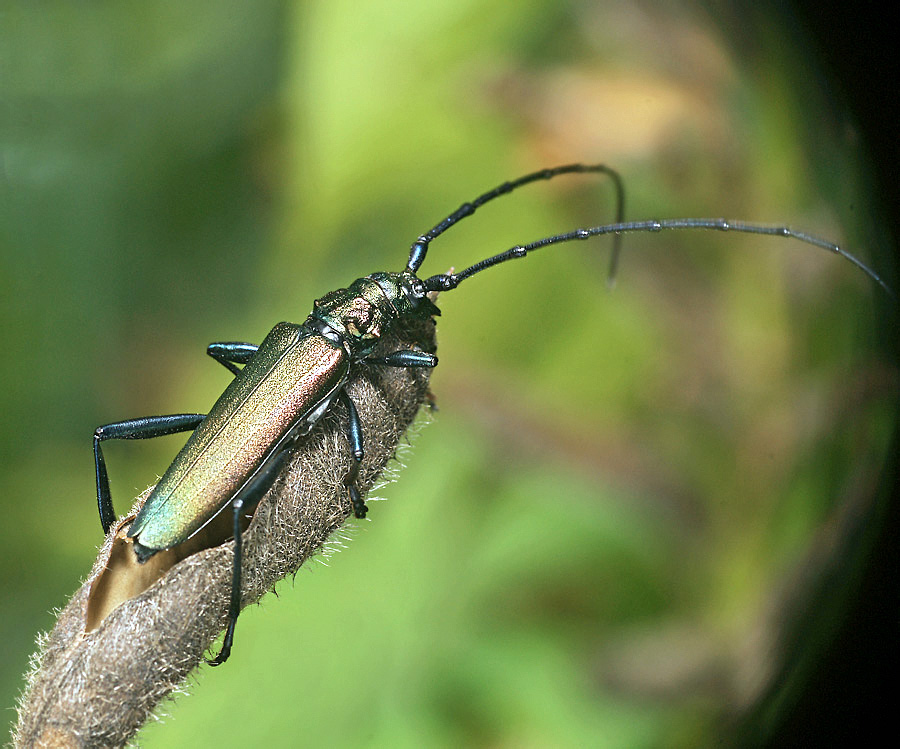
[14,317,436,748]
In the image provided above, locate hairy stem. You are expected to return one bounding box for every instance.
[14,317,436,748]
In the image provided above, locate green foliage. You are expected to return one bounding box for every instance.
[2,0,894,746]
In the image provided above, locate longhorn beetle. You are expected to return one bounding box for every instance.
[91,163,892,665]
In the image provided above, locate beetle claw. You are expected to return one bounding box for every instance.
[347,484,368,518]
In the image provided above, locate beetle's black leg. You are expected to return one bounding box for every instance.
[208,491,247,666]
[365,350,438,368]
[93,414,206,534]
[338,389,367,518]
[335,352,436,518]
[209,449,291,666]
[207,342,259,376]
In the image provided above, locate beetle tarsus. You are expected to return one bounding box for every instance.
[207,627,234,666]
[348,483,368,518]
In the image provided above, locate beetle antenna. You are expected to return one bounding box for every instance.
[406,163,625,285]
[422,217,895,299]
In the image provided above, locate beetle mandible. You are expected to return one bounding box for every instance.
[91,163,891,665]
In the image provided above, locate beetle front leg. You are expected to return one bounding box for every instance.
[338,389,367,518]
[365,350,438,368]
[347,351,437,509]
[93,413,206,534]
[207,342,259,376]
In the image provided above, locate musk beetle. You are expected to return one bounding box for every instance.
[91,163,892,665]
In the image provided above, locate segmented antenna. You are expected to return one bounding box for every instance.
[406,163,625,284]
[421,217,894,299]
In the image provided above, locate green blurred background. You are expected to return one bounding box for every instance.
[2,1,896,746]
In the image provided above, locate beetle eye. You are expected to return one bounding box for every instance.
[409,278,426,299]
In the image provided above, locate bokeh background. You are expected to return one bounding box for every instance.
[2,1,897,746]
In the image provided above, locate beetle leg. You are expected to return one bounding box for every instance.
[365,350,438,368]
[209,449,291,666]
[207,491,247,666]
[93,414,206,535]
[338,389,367,518]
[206,341,259,376]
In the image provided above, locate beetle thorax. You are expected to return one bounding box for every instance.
[306,272,437,358]
[307,275,395,357]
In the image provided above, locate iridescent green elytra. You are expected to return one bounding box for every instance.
[91,163,891,665]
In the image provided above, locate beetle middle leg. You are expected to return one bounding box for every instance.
[207,342,259,376]
[93,414,206,534]
[211,348,432,663]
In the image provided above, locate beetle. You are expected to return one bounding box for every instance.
[91,163,892,666]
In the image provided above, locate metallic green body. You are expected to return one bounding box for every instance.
[128,324,348,554]
[128,271,438,558]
